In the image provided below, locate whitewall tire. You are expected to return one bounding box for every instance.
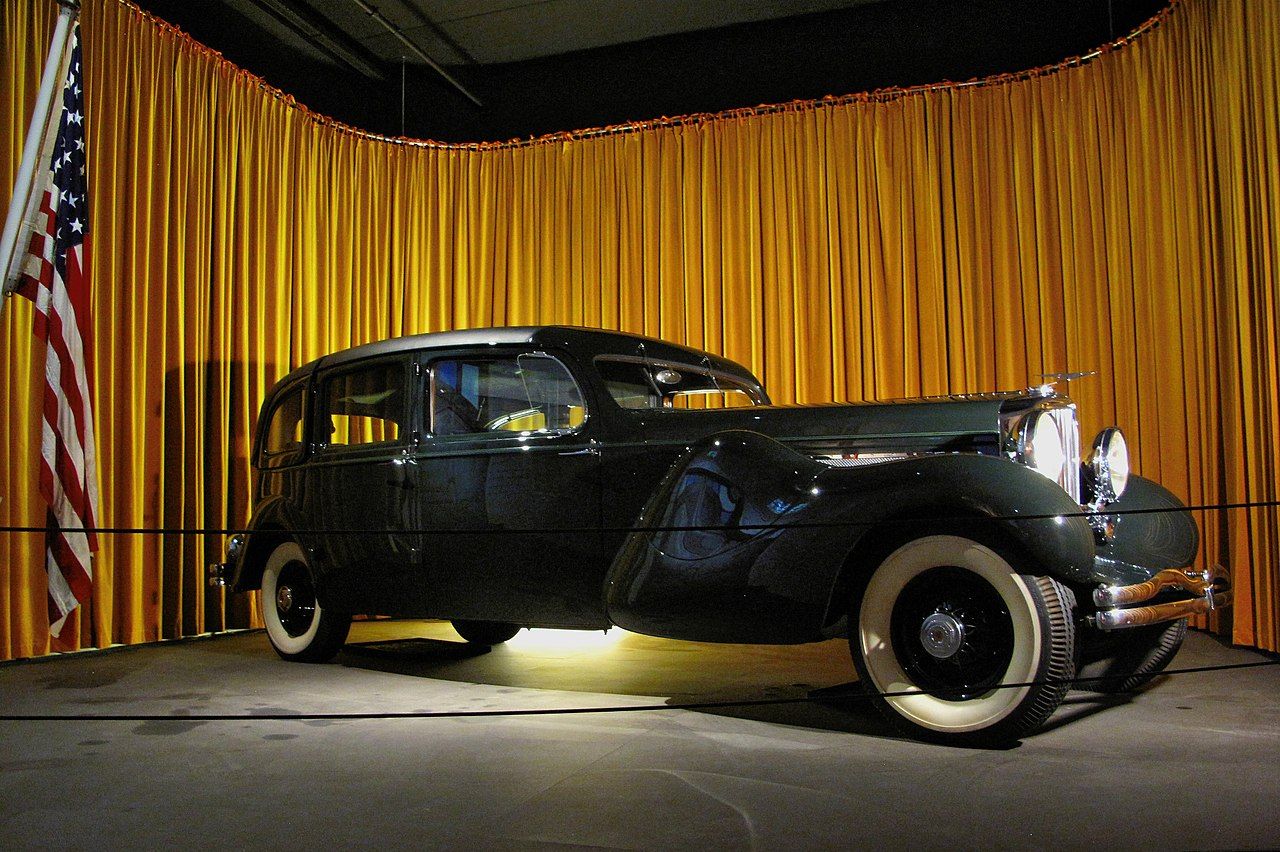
[851,534,1076,743]
[262,541,351,663]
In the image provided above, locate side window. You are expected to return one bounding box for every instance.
[431,354,585,437]
[595,357,764,410]
[321,361,405,449]
[261,386,305,468]
[595,360,660,410]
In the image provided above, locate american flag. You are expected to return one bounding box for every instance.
[14,26,100,639]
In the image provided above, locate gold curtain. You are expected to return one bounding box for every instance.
[1,0,1276,660]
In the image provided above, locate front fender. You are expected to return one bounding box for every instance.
[1092,473,1200,585]
[605,431,1098,643]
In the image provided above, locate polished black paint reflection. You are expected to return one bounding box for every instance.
[1093,474,1201,585]
[230,325,1199,644]
[408,432,607,628]
[604,431,1100,644]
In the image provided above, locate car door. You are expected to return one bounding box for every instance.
[407,350,608,628]
[303,356,421,613]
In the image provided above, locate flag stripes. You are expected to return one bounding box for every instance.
[14,26,99,638]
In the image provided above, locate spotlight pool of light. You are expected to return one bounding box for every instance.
[503,627,632,653]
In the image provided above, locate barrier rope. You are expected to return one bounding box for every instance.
[1,499,1277,539]
[1,494,1273,723]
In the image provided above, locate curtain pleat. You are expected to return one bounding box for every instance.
[1,0,1276,658]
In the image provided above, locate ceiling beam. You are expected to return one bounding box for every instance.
[246,0,387,80]
[348,0,484,107]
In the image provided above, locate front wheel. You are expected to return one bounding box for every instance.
[262,542,351,662]
[851,534,1076,744]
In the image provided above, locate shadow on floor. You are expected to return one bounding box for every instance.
[337,634,932,741]
[343,637,492,664]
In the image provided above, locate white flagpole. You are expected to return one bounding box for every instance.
[0,0,80,316]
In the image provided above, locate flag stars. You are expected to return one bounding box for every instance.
[69,219,84,234]
[69,111,83,125]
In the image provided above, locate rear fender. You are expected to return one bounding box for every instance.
[230,496,308,593]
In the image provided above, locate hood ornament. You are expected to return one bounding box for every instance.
[1034,370,1096,395]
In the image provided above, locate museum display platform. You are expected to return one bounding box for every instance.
[1,621,1276,848]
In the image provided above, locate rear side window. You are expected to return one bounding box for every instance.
[320,361,406,449]
[261,386,305,468]
[431,354,585,437]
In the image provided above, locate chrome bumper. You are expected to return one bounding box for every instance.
[206,562,230,588]
[1092,566,1231,630]
[206,534,245,589]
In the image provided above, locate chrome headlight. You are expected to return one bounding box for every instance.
[1087,427,1129,504]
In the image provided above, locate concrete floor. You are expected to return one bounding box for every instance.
[0,622,1277,850]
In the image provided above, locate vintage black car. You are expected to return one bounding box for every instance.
[210,326,1229,742]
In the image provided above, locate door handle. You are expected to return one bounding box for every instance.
[557,447,599,457]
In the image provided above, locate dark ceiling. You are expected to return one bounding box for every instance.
[131,0,1172,143]
[238,0,890,67]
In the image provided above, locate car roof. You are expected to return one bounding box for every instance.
[268,325,759,391]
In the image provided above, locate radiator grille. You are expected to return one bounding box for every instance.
[1049,405,1082,503]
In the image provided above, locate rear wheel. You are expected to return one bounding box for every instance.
[452,619,521,645]
[851,534,1076,744]
[262,542,351,663]
[1078,618,1186,693]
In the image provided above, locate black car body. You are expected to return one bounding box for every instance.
[211,326,1229,742]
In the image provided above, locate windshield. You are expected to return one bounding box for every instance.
[595,357,764,410]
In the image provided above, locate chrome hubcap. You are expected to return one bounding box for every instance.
[920,612,965,660]
[276,585,294,613]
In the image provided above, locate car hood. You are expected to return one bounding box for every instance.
[625,391,1042,454]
